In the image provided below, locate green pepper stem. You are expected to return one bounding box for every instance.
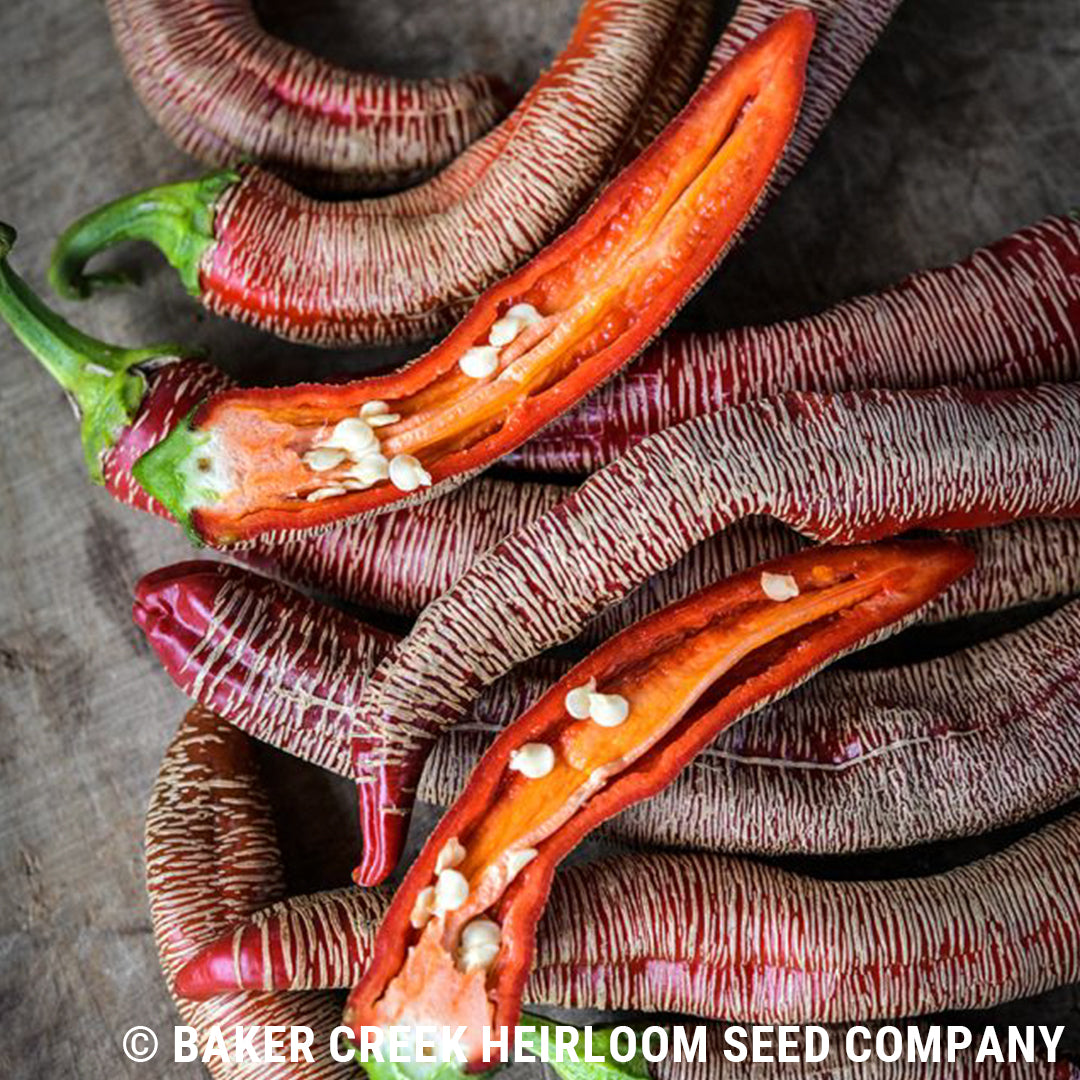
[0,222,191,483]
[49,169,238,301]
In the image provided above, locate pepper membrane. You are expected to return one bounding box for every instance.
[344,539,974,1072]
[131,12,815,545]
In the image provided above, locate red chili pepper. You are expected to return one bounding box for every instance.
[337,540,971,1068]
[107,0,514,191]
[51,0,713,346]
[507,212,1080,472]
[349,383,1080,885]
[134,530,1080,862]
[125,12,814,544]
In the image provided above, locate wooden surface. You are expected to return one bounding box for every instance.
[1,0,1078,1077]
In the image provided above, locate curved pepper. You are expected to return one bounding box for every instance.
[52,0,705,346]
[342,540,973,1070]
[107,0,513,191]
[123,12,814,544]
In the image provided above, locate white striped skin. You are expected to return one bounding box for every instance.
[424,596,1080,855]
[175,801,1080,1023]
[149,712,1079,1079]
[352,384,1080,881]
[138,518,1080,856]
[145,707,356,1079]
[200,0,691,345]
[105,0,510,190]
[511,213,1080,472]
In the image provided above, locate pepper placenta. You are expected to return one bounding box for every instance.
[126,11,813,543]
[342,540,973,1069]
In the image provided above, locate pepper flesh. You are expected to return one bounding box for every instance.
[131,12,815,545]
[343,540,973,1069]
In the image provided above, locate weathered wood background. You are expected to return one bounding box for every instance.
[1,0,1078,1077]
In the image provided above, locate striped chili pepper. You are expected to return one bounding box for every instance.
[106,0,513,191]
[53,0,710,345]
[507,212,1080,472]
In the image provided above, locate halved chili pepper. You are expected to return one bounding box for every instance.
[342,539,973,1070]
[123,11,814,545]
[507,212,1080,473]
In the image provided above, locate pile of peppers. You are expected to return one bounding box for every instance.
[3,3,1080,1079]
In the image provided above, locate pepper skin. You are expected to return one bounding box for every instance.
[129,12,815,543]
[350,383,1080,884]
[508,212,1080,473]
[106,0,513,192]
[52,0,707,344]
[341,540,972,1069]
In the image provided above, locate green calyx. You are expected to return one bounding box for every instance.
[353,1016,650,1080]
[0,221,191,483]
[49,168,239,301]
[132,413,224,544]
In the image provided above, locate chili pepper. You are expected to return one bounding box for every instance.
[173,681,1080,1039]
[348,382,1080,885]
[149,708,641,1080]
[132,513,1080,788]
[337,540,971,1067]
[507,212,1080,473]
[51,0,705,345]
[180,801,1080,1024]
[133,560,559,781]
[106,0,513,192]
[128,13,814,544]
